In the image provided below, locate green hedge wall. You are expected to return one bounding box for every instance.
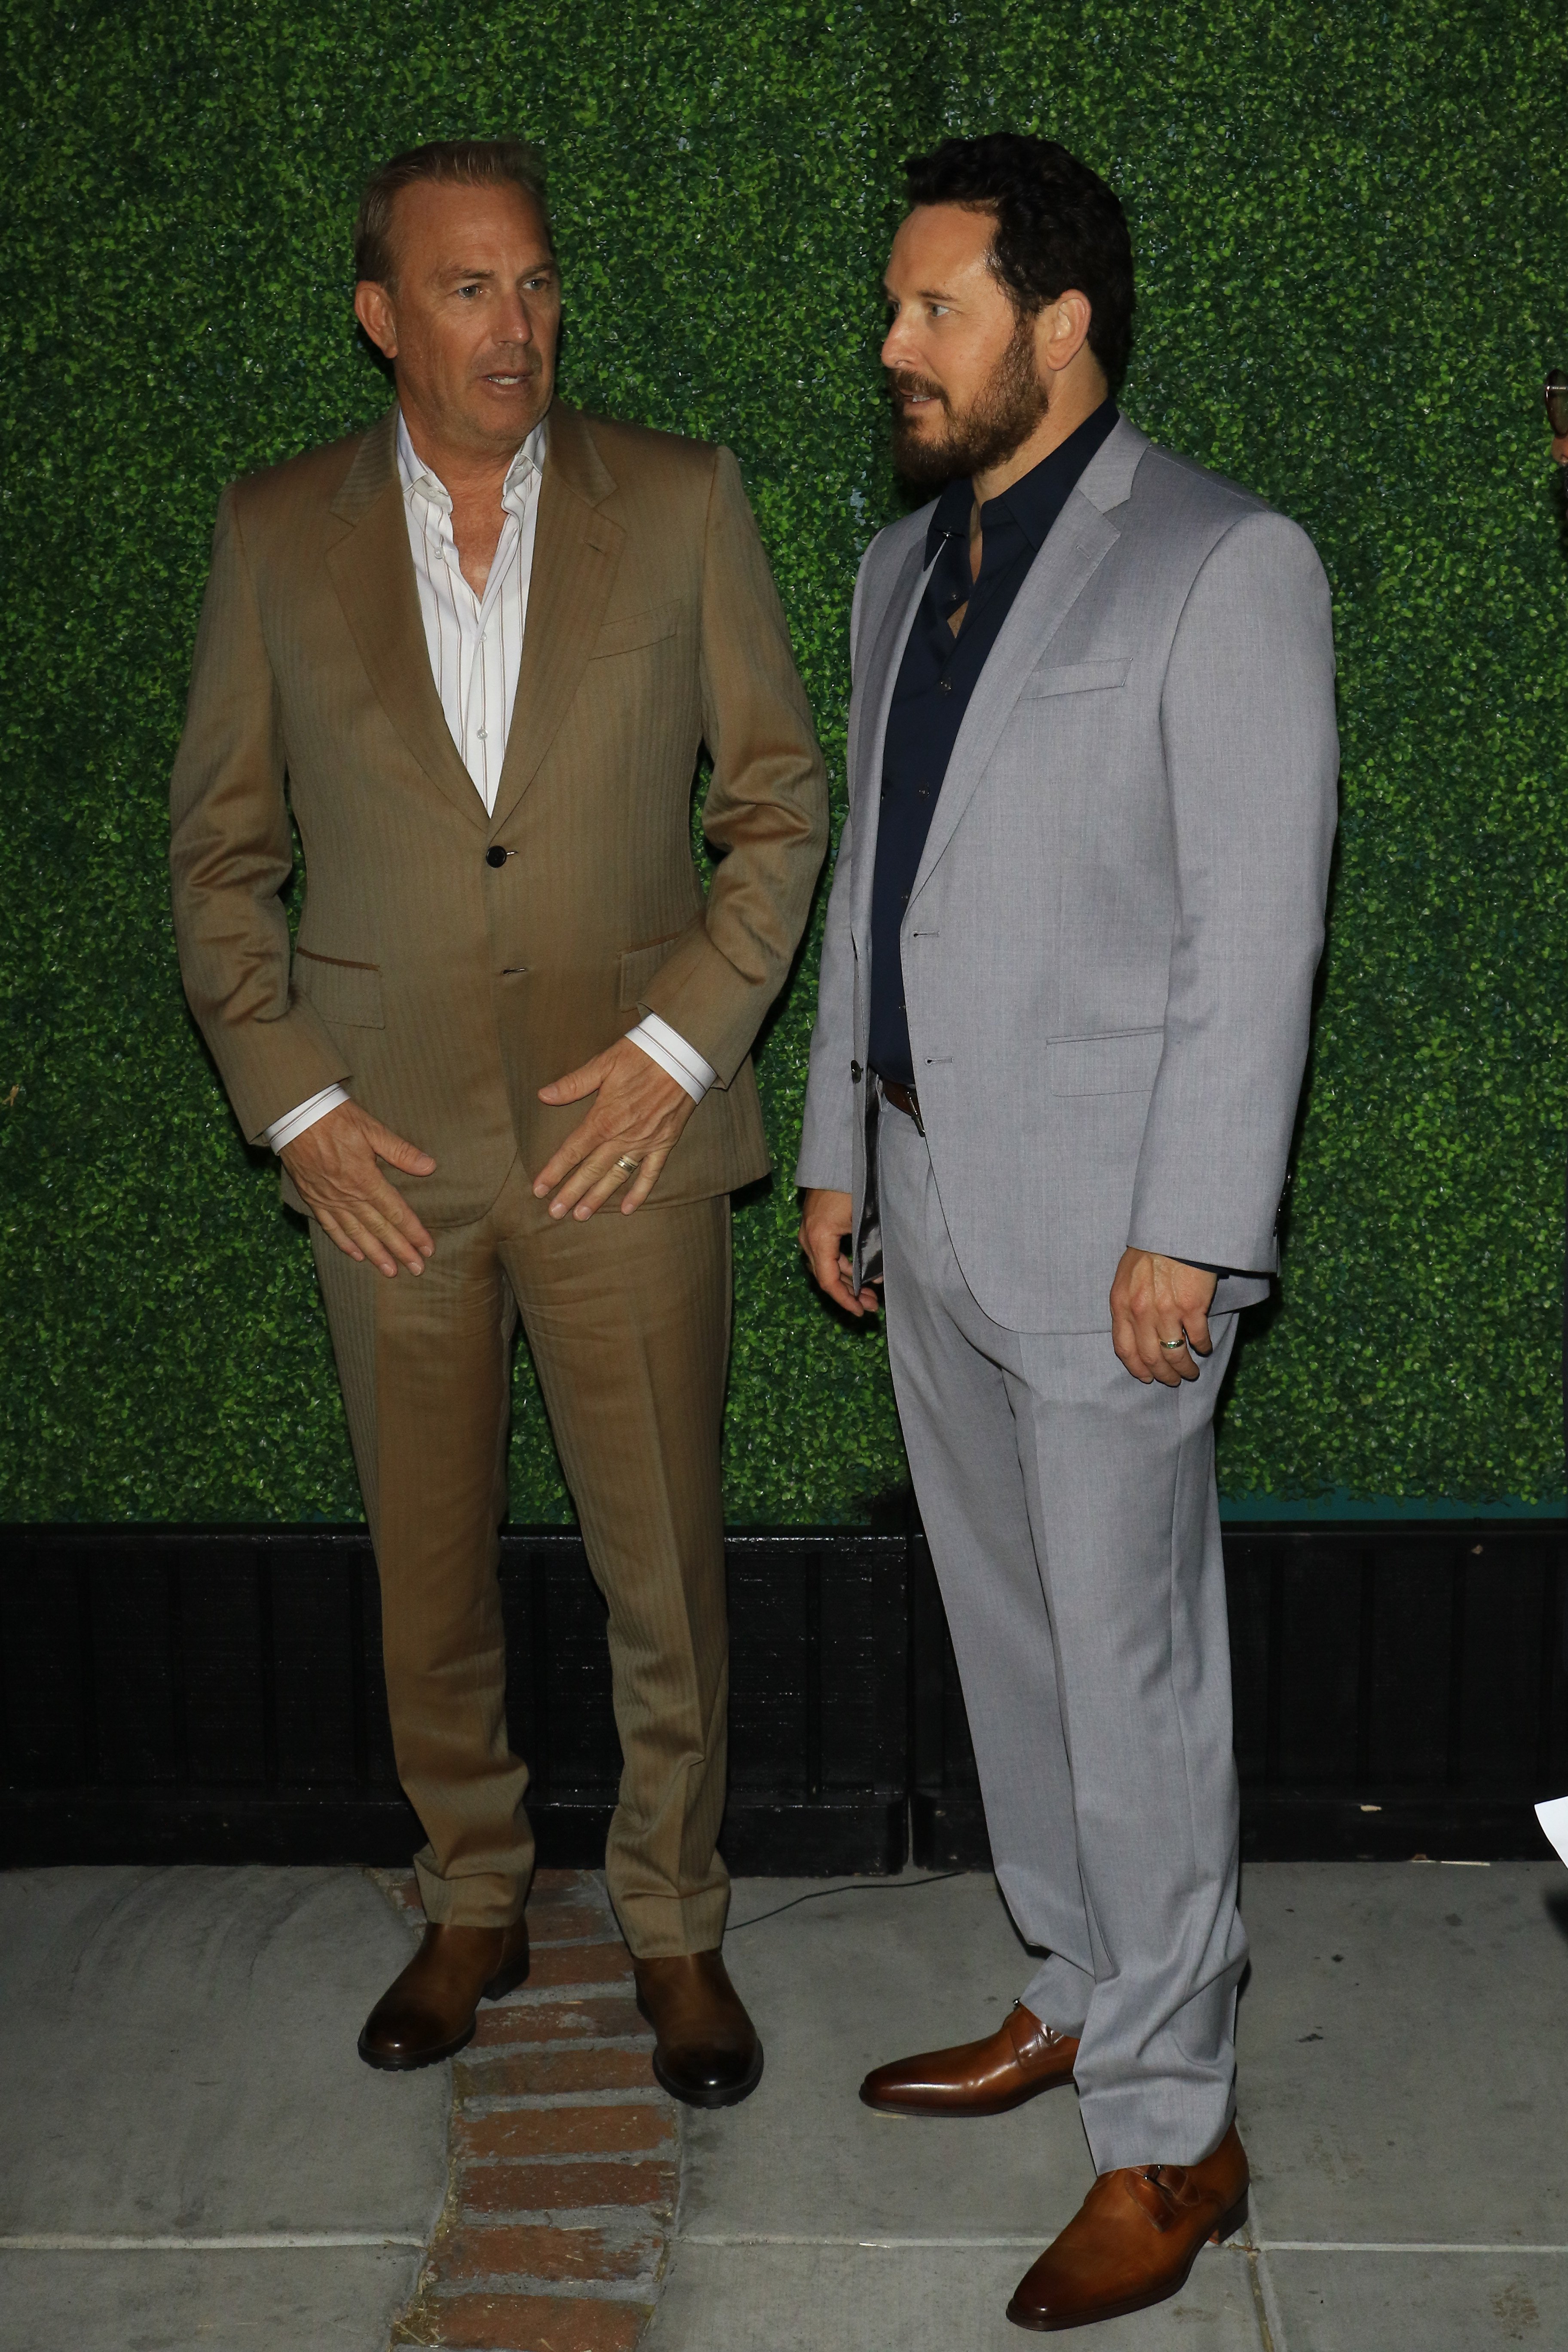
[4,0,1567,1522]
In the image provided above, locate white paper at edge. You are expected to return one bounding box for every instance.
[1534,1795,1568,1865]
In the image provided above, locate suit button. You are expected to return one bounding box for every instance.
[485,845,508,869]
[851,1061,863,1082]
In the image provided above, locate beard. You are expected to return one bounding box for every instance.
[888,312,1050,489]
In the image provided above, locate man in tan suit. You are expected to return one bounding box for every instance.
[169,138,827,2099]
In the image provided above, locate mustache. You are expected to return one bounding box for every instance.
[887,368,947,411]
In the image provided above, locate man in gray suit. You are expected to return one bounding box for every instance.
[799,135,1338,2332]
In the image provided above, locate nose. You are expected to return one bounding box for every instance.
[880,311,916,373]
[493,291,536,347]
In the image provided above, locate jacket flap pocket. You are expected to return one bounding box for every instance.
[1046,1026,1163,1096]
[1017,656,1131,699]
[618,930,686,1010]
[591,604,678,660]
[293,948,384,1029]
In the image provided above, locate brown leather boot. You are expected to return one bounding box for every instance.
[633,1950,763,2108]
[861,2003,1079,2117]
[358,1919,530,2071]
[1006,2121,1250,2331]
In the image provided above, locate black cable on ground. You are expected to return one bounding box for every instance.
[727,1869,966,1933]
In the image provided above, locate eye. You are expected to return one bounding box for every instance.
[456,281,483,299]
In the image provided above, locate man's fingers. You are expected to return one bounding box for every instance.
[619,1148,670,1213]
[535,1115,605,1202]
[797,1213,875,1317]
[1182,1309,1213,1358]
[571,1146,655,1221]
[360,1118,437,1176]
[537,1052,614,1108]
[315,1208,367,1266]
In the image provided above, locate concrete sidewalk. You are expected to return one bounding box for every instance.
[3,1860,1565,2351]
[647,1861,1568,2352]
[0,1865,446,2352]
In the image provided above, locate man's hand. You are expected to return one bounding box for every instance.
[281,1101,436,1277]
[1110,1247,1218,1385]
[798,1187,880,1317]
[535,1037,696,1219]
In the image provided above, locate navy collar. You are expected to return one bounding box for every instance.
[925,399,1120,565]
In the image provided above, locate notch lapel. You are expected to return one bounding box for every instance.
[848,533,931,946]
[910,490,1121,900]
[487,404,624,835]
[324,410,484,830]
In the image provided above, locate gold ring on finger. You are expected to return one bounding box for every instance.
[1158,1335,1185,1351]
[614,1154,641,1176]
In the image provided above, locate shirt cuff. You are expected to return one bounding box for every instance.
[626,1013,717,1105]
[265,1084,351,1153]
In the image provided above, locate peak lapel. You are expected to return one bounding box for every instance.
[848,533,931,944]
[910,491,1121,900]
[488,404,624,835]
[324,410,484,830]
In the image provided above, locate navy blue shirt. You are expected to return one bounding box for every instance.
[868,400,1120,1088]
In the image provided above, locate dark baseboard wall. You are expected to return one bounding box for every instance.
[2,1522,1563,1873]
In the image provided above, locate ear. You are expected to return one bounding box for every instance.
[354,280,398,361]
[1035,288,1093,379]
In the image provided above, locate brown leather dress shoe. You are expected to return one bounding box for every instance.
[860,2002,1079,2117]
[633,1950,763,2108]
[358,1919,530,2071]
[1006,2121,1250,2331]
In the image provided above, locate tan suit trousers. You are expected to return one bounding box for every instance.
[311,1157,732,1957]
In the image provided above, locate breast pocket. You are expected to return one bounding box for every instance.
[590,604,679,660]
[1045,1027,1163,1096]
[1016,656,1132,700]
[292,947,384,1029]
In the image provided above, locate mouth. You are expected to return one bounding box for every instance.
[889,375,946,422]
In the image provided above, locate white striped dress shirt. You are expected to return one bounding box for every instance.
[266,409,714,1153]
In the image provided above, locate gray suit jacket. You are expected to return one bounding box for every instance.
[796,417,1339,1334]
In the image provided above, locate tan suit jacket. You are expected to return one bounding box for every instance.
[170,401,828,1227]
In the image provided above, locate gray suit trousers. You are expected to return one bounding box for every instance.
[879,1106,1248,2169]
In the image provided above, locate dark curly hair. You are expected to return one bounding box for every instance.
[903,134,1135,392]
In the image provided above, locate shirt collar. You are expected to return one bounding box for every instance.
[395,408,548,518]
[924,399,1119,566]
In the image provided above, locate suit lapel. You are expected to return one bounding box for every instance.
[910,489,1121,900]
[324,409,484,830]
[488,403,624,834]
[849,533,931,944]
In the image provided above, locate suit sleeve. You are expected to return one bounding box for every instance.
[1127,508,1339,1271]
[639,446,830,1083]
[794,554,870,1193]
[168,487,349,1142]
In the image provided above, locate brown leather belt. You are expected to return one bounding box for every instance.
[879,1076,925,1134]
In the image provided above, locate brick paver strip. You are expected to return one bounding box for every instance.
[428,2221,665,2287]
[523,1945,636,1991]
[372,1867,678,2351]
[458,2104,675,2162]
[461,2160,679,2217]
[395,2292,651,2351]
[454,2047,656,2098]
[472,1997,647,2046]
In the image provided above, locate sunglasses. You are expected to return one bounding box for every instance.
[1548,369,1568,437]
